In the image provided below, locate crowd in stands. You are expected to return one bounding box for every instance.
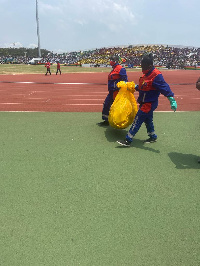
[0,55,29,64]
[0,45,199,69]
[74,45,200,68]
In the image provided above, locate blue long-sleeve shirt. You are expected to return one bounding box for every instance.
[136,67,174,103]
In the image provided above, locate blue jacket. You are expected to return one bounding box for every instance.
[108,64,127,92]
[136,67,174,103]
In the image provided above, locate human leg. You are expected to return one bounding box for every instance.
[143,101,158,142]
[46,68,51,75]
[117,102,158,146]
[98,92,114,126]
[126,109,147,142]
[102,92,114,121]
[116,110,146,146]
[144,112,157,142]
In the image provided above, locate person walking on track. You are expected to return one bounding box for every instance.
[56,61,61,75]
[117,53,177,147]
[45,60,51,75]
[97,55,128,126]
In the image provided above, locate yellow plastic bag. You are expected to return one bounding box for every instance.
[108,81,138,129]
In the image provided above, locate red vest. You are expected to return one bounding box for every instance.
[138,68,161,91]
[108,64,123,81]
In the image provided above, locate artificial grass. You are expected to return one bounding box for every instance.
[0,64,141,75]
[0,64,113,75]
[0,112,199,266]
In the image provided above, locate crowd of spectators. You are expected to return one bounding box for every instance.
[0,55,30,64]
[72,45,200,69]
[0,45,199,69]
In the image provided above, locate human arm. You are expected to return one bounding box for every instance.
[135,84,139,91]
[167,97,177,111]
[119,67,128,82]
[153,74,177,111]
[196,77,200,91]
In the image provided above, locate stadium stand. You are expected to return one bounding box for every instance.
[0,45,199,69]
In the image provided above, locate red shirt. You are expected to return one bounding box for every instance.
[45,62,51,69]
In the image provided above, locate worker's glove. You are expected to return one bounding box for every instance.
[168,97,177,111]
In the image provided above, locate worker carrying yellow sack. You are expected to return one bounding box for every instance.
[108,81,138,129]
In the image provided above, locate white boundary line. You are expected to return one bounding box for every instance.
[0,81,107,85]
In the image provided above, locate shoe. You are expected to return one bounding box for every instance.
[117,139,131,147]
[144,137,157,143]
[97,121,109,126]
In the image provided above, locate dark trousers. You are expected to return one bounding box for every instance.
[56,69,61,75]
[102,91,118,121]
[126,101,158,142]
[45,68,51,75]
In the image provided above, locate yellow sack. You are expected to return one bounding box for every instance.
[108,81,138,129]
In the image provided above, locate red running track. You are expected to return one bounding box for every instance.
[0,70,199,112]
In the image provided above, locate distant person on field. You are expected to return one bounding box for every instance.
[45,60,51,75]
[97,55,128,126]
[56,61,61,75]
[117,53,177,147]
[196,77,200,163]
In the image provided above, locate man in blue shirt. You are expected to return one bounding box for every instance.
[117,53,177,147]
[98,55,128,126]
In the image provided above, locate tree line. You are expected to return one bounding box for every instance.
[0,47,51,58]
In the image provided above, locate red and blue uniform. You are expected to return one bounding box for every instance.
[102,63,127,121]
[126,67,174,142]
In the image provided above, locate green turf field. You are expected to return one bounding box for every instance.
[0,111,199,266]
[0,64,140,75]
[0,64,111,74]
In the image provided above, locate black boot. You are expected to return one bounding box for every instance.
[97,121,109,126]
